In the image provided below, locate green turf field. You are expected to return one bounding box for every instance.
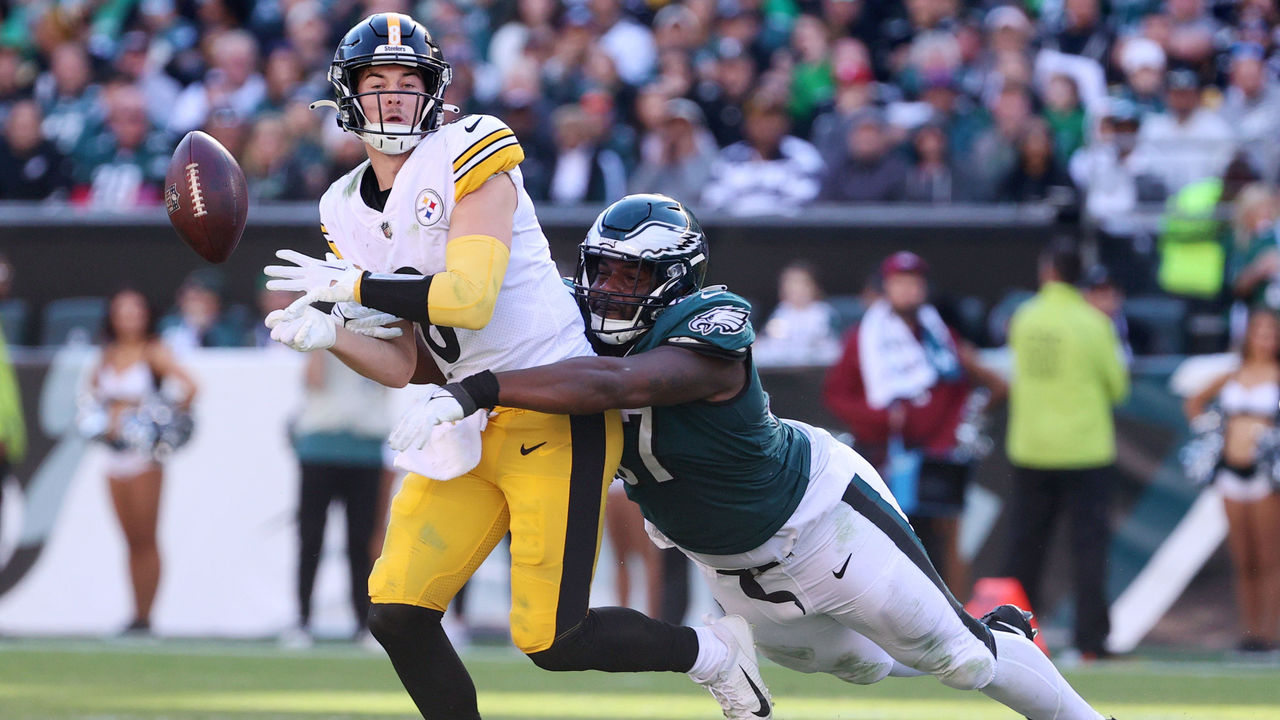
[1,639,1277,719]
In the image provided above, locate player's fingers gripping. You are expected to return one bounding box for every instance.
[264,309,286,330]
[281,292,320,321]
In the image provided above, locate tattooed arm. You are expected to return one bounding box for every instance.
[491,346,746,414]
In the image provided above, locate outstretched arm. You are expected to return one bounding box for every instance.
[491,345,745,415]
[389,346,747,452]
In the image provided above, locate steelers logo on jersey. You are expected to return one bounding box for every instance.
[416,188,444,227]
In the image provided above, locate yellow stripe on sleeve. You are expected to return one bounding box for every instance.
[454,144,525,201]
[452,129,515,172]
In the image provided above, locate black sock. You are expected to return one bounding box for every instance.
[528,607,699,673]
[368,604,479,720]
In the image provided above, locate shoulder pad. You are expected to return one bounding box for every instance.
[449,115,524,200]
[652,289,754,357]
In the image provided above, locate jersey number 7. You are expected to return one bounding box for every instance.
[617,408,674,485]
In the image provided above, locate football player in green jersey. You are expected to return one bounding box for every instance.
[391,194,1117,720]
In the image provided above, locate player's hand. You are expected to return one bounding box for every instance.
[265,249,364,318]
[265,306,337,352]
[331,301,402,340]
[388,384,468,451]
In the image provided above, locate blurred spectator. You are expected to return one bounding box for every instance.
[819,110,908,203]
[1041,0,1114,67]
[86,287,197,635]
[113,31,181,129]
[489,0,560,83]
[498,89,555,201]
[1040,73,1087,166]
[241,114,312,201]
[823,251,1006,593]
[591,0,657,86]
[168,30,266,135]
[754,261,841,366]
[1003,240,1128,660]
[258,45,308,114]
[35,42,101,156]
[1220,45,1280,184]
[549,103,627,204]
[962,84,1032,201]
[283,1,332,87]
[1115,37,1167,115]
[1164,0,1223,70]
[999,118,1074,203]
[694,44,758,147]
[1182,308,1280,655]
[788,15,835,134]
[159,269,248,350]
[1228,183,1280,310]
[701,93,823,215]
[629,98,716,202]
[0,46,31,122]
[904,122,953,203]
[138,0,203,86]
[1082,265,1134,361]
[809,38,879,161]
[0,99,71,200]
[282,351,390,648]
[1130,68,1234,196]
[70,85,170,207]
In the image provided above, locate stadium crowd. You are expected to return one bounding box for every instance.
[0,0,1276,214]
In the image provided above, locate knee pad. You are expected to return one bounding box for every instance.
[367,603,443,649]
[828,652,894,685]
[935,647,996,691]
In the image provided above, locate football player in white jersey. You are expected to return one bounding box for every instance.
[263,13,773,720]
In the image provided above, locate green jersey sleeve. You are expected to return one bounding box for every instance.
[649,288,755,360]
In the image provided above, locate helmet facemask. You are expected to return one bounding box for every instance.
[574,247,699,346]
[330,60,451,154]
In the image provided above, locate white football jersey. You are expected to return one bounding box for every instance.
[318,114,593,381]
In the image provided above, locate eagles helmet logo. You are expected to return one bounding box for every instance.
[689,306,750,335]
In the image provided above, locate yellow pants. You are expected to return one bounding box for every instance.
[369,407,622,653]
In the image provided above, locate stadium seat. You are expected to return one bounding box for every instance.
[40,297,107,346]
[0,298,29,345]
[1124,295,1187,356]
[985,289,1035,347]
[826,294,867,336]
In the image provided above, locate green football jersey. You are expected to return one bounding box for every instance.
[619,288,811,555]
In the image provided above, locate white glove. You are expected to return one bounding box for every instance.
[265,306,337,352]
[388,384,469,451]
[264,249,364,319]
[332,301,402,339]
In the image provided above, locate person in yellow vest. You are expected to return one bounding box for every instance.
[1004,239,1129,660]
[0,322,25,543]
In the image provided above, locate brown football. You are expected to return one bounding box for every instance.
[164,130,248,263]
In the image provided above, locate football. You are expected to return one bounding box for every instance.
[164,130,248,264]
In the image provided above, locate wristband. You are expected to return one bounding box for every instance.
[449,370,500,415]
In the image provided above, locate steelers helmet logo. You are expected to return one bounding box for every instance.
[416,188,444,226]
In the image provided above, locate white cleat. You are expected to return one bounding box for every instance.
[698,615,773,720]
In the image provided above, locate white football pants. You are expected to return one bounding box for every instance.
[692,445,1106,720]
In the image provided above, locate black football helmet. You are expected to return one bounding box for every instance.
[324,13,452,154]
[572,194,708,345]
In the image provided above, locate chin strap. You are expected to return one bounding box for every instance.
[442,103,461,114]
[308,99,340,112]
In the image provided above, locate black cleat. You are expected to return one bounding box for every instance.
[980,604,1037,640]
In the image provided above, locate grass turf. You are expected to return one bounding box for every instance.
[1,639,1278,719]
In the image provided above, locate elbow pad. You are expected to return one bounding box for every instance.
[428,234,510,330]
[356,234,510,329]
